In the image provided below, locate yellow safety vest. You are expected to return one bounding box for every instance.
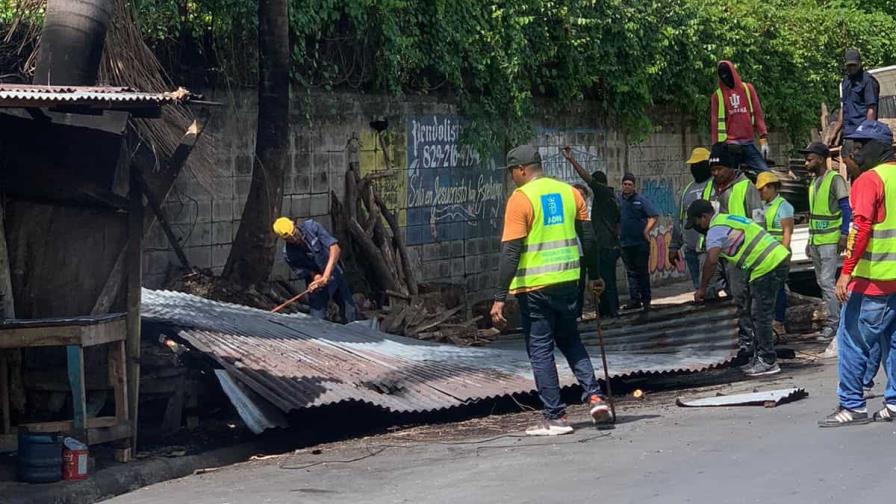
[699,178,751,250]
[702,178,750,218]
[853,165,896,280]
[509,177,581,293]
[709,213,790,282]
[764,195,786,242]
[808,170,844,246]
[715,83,755,143]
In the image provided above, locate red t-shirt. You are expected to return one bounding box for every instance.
[843,162,896,295]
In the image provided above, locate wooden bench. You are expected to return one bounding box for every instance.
[0,314,130,454]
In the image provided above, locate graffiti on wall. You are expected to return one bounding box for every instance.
[405,115,505,245]
[648,221,686,280]
[359,130,408,226]
[535,128,608,186]
[639,178,678,217]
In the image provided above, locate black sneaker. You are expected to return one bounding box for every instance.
[732,347,753,367]
[744,358,781,377]
[622,301,642,311]
[818,407,872,428]
[873,405,896,422]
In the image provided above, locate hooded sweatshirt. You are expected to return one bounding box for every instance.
[710,61,768,145]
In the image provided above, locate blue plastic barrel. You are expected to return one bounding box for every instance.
[17,430,63,483]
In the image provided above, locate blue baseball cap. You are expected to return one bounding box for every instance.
[845,120,894,144]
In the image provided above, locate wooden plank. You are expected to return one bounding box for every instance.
[79,319,127,347]
[21,416,119,433]
[108,340,128,423]
[67,345,87,438]
[91,120,205,316]
[126,166,143,451]
[0,354,8,434]
[137,170,191,271]
[87,422,131,445]
[0,325,81,348]
[0,319,124,349]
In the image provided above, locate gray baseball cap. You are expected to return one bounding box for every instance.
[504,145,542,169]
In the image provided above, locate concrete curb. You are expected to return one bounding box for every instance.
[3,443,259,504]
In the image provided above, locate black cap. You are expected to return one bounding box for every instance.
[505,145,542,169]
[798,142,830,158]
[844,48,861,66]
[592,171,607,185]
[684,199,714,229]
[622,172,636,184]
[708,142,735,169]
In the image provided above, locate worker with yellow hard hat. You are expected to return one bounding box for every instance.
[670,147,714,291]
[272,216,356,322]
[756,171,794,337]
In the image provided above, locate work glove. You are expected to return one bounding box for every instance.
[759,138,770,160]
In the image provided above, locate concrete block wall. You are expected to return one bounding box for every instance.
[142,91,790,298]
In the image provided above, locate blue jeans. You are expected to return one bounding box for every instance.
[308,271,357,322]
[864,336,888,388]
[837,292,896,410]
[683,248,701,289]
[731,142,769,172]
[518,281,603,419]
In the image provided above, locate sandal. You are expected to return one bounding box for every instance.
[818,407,872,428]
[873,405,896,422]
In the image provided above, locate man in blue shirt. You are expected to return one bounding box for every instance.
[837,48,879,160]
[618,173,658,312]
[273,217,357,322]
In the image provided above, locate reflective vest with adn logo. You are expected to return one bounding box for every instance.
[716,83,754,143]
[764,195,786,242]
[509,177,581,293]
[808,169,843,246]
[709,213,790,282]
[853,165,896,280]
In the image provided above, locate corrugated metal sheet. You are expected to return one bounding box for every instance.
[142,289,738,416]
[0,84,190,108]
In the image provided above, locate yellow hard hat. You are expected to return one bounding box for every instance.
[686,147,710,165]
[272,217,295,238]
[755,171,780,190]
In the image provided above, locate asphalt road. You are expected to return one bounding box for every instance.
[108,359,896,504]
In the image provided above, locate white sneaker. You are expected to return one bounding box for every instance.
[822,337,838,359]
[525,417,574,436]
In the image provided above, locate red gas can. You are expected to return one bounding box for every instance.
[62,437,88,481]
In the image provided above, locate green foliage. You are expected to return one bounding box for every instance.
[8,0,896,148]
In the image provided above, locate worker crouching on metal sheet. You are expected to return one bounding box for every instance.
[687,199,791,377]
[272,217,357,323]
[490,144,611,436]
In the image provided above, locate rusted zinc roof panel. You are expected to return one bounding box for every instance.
[142,289,738,415]
[0,84,191,109]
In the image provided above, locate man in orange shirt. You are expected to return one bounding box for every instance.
[490,145,610,435]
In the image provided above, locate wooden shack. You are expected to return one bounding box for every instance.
[0,85,191,458]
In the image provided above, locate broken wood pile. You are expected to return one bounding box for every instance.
[330,157,417,300]
[372,295,500,346]
[167,269,314,315]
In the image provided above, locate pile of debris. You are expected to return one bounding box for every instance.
[167,269,311,315]
[366,288,500,346]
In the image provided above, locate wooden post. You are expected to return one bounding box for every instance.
[108,339,130,461]
[66,345,87,441]
[0,197,18,435]
[126,167,143,451]
[0,355,8,434]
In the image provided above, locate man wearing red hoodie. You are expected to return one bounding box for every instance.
[710,61,770,173]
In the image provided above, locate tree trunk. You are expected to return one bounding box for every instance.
[33,0,112,86]
[222,0,290,288]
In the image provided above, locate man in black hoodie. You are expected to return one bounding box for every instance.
[562,146,621,317]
